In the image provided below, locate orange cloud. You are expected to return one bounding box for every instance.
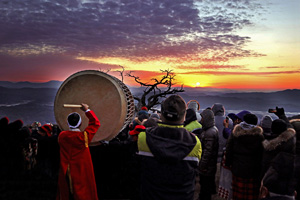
[180,70,300,76]
[176,64,245,70]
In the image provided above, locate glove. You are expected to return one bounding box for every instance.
[275,106,285,117]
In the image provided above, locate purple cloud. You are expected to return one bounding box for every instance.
[0,0,265,62]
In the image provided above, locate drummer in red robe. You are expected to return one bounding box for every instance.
[56,103,100,200]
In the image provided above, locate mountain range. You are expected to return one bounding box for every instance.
[0,81,299,125]
[0,80,62,89]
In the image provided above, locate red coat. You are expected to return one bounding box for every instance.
[56,110,100,200]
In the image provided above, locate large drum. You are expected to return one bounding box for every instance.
[54,70,135,144]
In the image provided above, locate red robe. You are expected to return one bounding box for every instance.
[56,110,100,200]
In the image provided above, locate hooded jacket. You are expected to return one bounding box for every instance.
[225,122,264,179]
[199,109,219,176]
[260,115,273,140]
[212,103,233,161]
[187,100,201,122]
[261,128,296,177]
[184,108,202,135]
[291,119,300,156]
[137,123,202,200]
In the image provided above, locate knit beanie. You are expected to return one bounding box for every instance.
[260,115,273,133]
[141,106,148,111]
[138,110,148,116]
[150,113,160,120]
[236,110,251,121]
[227,113,237,122]
[243,113,258,125]
[271,119,288,136]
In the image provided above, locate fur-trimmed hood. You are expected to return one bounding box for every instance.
[290,119,300,132]
[290,119,300,123]
[262,128,296,151]
[232,123,263,137]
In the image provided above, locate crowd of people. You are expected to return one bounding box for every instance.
[0,94,299,200]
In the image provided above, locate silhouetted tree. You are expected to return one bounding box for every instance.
[116,66,125,82]
[126,69,184,111]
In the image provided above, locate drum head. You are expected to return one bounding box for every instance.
[54,70,133,143]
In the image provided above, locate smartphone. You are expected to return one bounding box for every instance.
[268,109,276,113]
[225,116,229,122]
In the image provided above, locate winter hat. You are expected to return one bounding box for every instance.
[7,119,24,132]
[138,113,149,122]
[141,106,148,111]
[67,112,82,129]
[271,119,288,136]
[150,113,160,120]
[143,118,158,128]
[187,100,200,111]
[227,113,237,122]
[40,124,53,137]
[0,117,9,128]
[260,115,273,133]
[236,110,251,121]
[129,125,146,136]
[161,95,187,121]
[263,152,297,196]
[184,108,197,126]
[243,113,258,125]
[138,110,148,116]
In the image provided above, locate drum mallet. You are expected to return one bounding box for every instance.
[63,104,82,108]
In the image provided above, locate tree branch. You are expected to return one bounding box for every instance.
[126,69,184,110]
[116,65,125,82]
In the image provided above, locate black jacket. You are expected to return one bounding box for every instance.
[199,109,219,176]
[291,119,300,156]
[261,128,296,178]
[137,123,201,200]
[225,122,264,179]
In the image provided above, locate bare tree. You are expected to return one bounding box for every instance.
[116,66,125,82]
[127,69,184,111]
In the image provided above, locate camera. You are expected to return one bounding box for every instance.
[268,108,277,113]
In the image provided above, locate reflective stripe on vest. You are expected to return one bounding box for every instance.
[137,150,200,163]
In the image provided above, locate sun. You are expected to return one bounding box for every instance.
[196,82,200,87]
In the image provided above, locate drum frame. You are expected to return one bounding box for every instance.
[54,70,135,143]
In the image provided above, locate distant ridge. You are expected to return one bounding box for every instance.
[0,80,62,89]
[0,84,299,125]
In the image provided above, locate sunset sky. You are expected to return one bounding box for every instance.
[0,0,299,90]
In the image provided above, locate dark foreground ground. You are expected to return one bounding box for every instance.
[0,142,223,200]
[0,167,223,200]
